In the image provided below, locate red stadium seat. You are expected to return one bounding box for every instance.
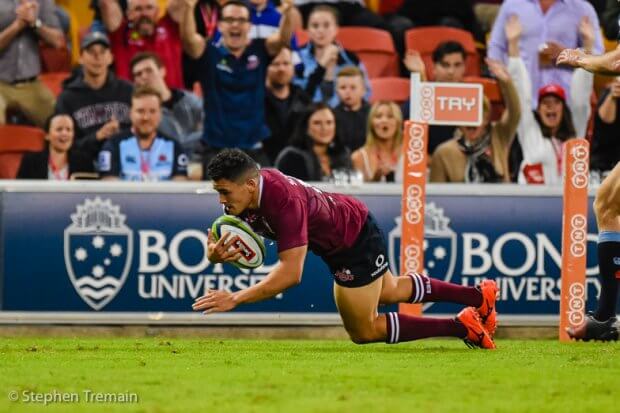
[295,27,400,78]
[40,72,71,97]
[405,26,481,80]
[336,27,399,78]
[0,125,46,179]
[369,77,410,104]
[39,41,72,73]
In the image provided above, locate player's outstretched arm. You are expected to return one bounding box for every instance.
[557,46,620,75]
[192,245,307,313]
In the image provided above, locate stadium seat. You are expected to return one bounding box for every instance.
[295,27,400,78]
[405,26,481,80]
[463,76,504,121]
[336,27,399,78]
[369,77,410,104]
[40,72,71,97]
[0,125,46,179]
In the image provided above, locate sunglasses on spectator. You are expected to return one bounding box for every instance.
[220,17,250,25]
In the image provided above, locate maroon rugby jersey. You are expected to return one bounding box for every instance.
[238,169,368,256]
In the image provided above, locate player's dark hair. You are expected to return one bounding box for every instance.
[206,149,259,182]
[432,41,466,64]
[130,51,164,74]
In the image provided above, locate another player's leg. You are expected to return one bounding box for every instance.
[568,162,620,341]
[333,272,495,349]
[379,272,499,336]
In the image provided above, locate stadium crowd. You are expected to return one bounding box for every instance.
[1,0,619,183]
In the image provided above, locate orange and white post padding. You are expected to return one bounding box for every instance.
[559,139,590,341]
[399,121,428,316]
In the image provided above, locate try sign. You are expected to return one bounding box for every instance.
[409,76,484,126]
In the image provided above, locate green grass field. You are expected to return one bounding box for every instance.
[1,337,619,413]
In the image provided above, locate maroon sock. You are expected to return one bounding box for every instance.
[385,312,467,343]
[407,273,482,307]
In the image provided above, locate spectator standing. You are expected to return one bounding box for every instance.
[55,32,133,162]
[275,102,352,181]
[488,0,602,108]
[130,51,203,151]
[99,0,185,89]
[98,87,188,181]
[506,15,594,184]
[17,114,94,179]
[180,0,295,172]
[351,101,402,182]
[295,5,370,107]
[0,0,64,127]
[430,59,521,183]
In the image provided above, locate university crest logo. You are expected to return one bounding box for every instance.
[388,202,457,309]
[64,198,133,310]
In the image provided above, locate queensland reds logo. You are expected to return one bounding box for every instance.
[388,203,457,310]
[567,282,585,326]
[571,144,589,189]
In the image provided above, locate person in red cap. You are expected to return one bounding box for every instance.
[500,14,593,185]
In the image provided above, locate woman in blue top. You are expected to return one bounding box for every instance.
[295,5,370,107]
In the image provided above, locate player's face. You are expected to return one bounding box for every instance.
[219,5,251,52]
[307,11,338,48]
[130,95,161,139]
[537,95,564,130]
[371,104,398,141]
[307,108,336,146]
[213,177,257,215]
[433,53,465,82]
[47,115,74,153]
[336,76,365,109]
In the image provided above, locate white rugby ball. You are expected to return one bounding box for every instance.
[211,215,265,269]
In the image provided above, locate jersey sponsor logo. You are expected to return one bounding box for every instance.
[216,59,233,73]
[125,155,137,164]
[64,198,133,311]
[98,151,112,172]
[371,254,388,277]
[613,257,620,266]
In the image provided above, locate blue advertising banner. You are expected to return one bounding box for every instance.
[0,187,600,316]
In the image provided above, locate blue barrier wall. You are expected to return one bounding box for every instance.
[0,183,600,318]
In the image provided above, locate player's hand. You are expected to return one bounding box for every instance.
[207,229,243,263]
[192,289,237,314]
[540,41,565,65]
[556,48,587,68]
[182,0,199,9]
[280,0,294,12]
[486,58,510,82]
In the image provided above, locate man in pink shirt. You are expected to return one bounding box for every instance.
[99,0,185,89]
[193,149,500,349]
